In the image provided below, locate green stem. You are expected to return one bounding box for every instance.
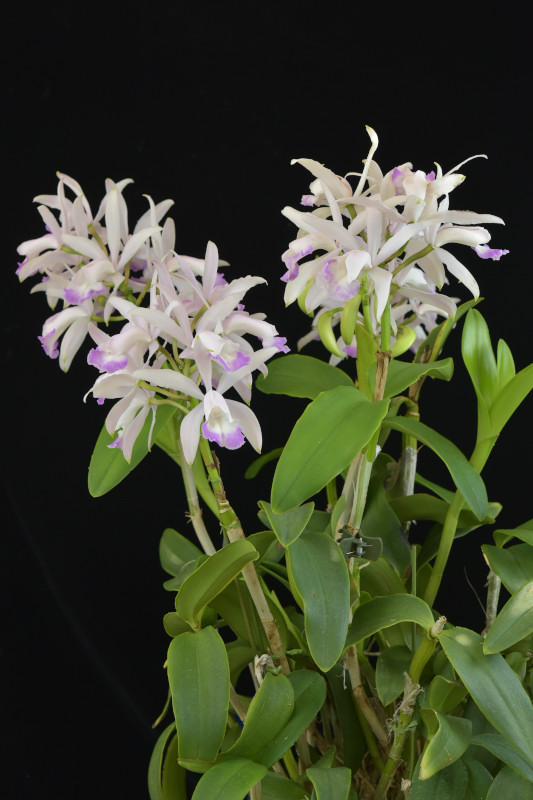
[198,437,290,675]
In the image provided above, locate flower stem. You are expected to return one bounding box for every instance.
[176,436,216,556]
[198,437,290,675]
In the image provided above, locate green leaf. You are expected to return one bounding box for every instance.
[360,557,406,597]
[287,533,350,671]
[176,541,258,630]
[245,448,284,479]
[259,501,315,547]
[415,298,479,363]
[221,673,294,764]
[306,766,351,800]
[461,309,499,408]
[420,710,472,780]
[481,544,533,593]
[160,528,203,577]
[368,357,454,399]
[326,670,366,772]
[439,627,533,764]
[484,581,533,653]
[148,724,187,800]
[472,733,533,783]
[493,519,533,548]
[261,772,307,800]
[375,645,412,706]
[168,628,230,772]
[361,476,410,574]
[272,386,389,512]
[258,671,327,767]
[390,494,499,529]
[487,764,533,798]
[496,338,516,390]
[226,640,255,686]
[427,675,468,715]
[489,362,533,436]
[88,404,177,497]
[409,757,468,799]
[347,594,434,651]
[191,759,267,800]
[256,354,353,398]
[461,757,493,800]
[381,417,488,520]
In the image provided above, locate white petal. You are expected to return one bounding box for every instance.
[368,267,392,322]
[117,226,161,270]
[62,233,106,261]
[180,404,205,464]
[434,248,480,298]
[226,399,262,452]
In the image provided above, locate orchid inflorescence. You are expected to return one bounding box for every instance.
[17,175,288,463]
[282,126,508,362]
[17,127,508,465]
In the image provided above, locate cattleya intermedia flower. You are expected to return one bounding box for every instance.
[17,178,287,463]
[282,126,509,359]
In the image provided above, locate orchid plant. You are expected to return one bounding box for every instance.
[17,128,533,800]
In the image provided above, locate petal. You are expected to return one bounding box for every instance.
[434,247,480,298]
[180,404,205,464]
[225,399,262,452]
[132,368,204,399]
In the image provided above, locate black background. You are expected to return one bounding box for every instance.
[3,3,531,798]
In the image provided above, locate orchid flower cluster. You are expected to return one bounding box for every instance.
[282,126,508,360]
[17,175,287,463]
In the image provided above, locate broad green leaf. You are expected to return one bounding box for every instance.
[191,759,267,800]
[481,544,533,593]
[415,473,454,503]
[375,645,412,706]
[361,476,410,574]
[489,362,533,436]
[439,627,533,764]
[493,519,533,548]
[88,404,177,496]
[461,309,498,408]
[148,724,187,800]
[461,757,493,800]
[168,627,230,772]
[176,541,258,629]
[360,557,406,600]
[472,733,533,783]
[258,671,326,767]
[368,357,454,399]
[221,673,294,764]
[483,581,533,653]
[427,675,468,714]
[259,500,315,546]
[381,417,488,520]
[272,386,389,512]
[306,766,351,800]
[256,354,353,398]
[346,594,434,650]
[390,494,499,529]
[420,710,472,780]
[160,528,203,577]
[487,764,533,798]
[261,773,307,800]
[245,447,283,479]
[287,533,350,671]
[225,640,255,686]
[409,756,468,799]
[326,670,366,772]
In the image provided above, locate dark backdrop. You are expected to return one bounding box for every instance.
[3,3,530,798]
